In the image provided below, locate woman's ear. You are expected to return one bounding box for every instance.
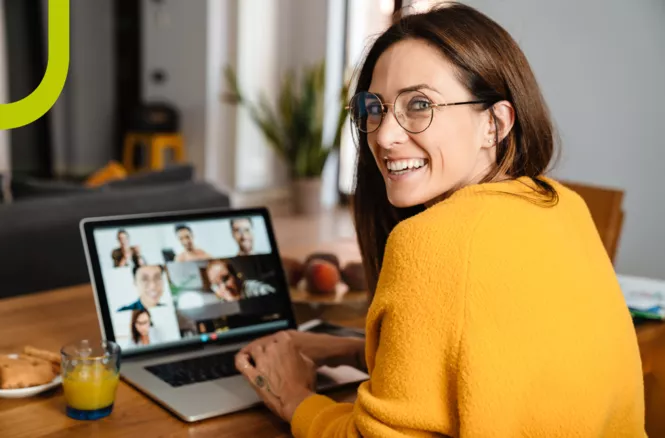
[483,100,515,148]
[495,101,515,143]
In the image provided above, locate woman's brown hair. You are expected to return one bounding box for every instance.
[352,2,559,294]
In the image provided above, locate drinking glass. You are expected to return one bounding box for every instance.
[60,340,121,420]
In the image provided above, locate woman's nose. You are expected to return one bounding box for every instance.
[375,108,408,149]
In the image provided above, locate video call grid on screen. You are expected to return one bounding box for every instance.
[84,210,295,356]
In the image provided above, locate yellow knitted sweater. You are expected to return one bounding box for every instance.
[291,177,645,438]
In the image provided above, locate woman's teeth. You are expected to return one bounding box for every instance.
[386,158,427,174]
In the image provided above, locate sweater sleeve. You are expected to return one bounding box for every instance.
[291,217,471,438]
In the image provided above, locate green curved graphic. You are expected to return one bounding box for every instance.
[0,0,69,130]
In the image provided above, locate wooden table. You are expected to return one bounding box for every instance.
[0,285,360,438]
[1,286,664,436]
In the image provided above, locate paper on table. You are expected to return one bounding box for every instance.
[617,274,665,319]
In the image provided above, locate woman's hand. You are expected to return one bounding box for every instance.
[235,331,316,422]
[238,329,365,369]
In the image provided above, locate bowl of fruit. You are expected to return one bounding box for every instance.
[283,252,368,307]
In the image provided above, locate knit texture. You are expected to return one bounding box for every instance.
[291,177,646,438]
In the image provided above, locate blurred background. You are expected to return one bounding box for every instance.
[0,0,663,281]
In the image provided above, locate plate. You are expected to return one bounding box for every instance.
[0,354,62,399]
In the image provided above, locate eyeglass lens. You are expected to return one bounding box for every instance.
[349,90,435,134]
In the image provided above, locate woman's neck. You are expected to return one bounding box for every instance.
[424,170,510,208]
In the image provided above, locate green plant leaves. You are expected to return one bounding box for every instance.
[224,61,348,179]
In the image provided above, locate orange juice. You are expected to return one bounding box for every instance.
[62,362,119,419]
[61,339,121,420]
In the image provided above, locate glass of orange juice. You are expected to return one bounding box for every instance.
[60,340,121,420]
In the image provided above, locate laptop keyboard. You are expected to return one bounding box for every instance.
[145,350,240,387]
[145,349,342,389]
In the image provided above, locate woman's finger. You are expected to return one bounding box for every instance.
[235,351,260,381]
[235,350,284,413]
[239,333,276,355]
[238,339,262,355]
[249,343,268,365]
[234,351,253,372]
[236,352,272,392]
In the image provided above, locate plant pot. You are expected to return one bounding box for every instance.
[293,177,323,215]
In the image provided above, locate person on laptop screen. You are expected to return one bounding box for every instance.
[111,229,145,268]
[205,259,275,301]
[128,308,159,346]
[174,224,211,262]
[230,218,254,256]
[117,265,167,312]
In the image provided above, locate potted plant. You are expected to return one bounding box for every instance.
[223,61,348,215]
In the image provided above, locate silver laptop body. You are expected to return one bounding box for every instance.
[80,207,368,422]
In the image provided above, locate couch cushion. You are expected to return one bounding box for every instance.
[9,164,195,201]
[10,176,96,200]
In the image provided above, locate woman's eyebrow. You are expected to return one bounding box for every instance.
[369,84,440,100]
[398,83,439,93]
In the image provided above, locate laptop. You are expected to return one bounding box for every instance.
[79,206,368,422]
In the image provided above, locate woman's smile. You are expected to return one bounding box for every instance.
[384,157,430,181]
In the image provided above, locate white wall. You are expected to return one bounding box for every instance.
[142,0,239,193]
[0,0,10,177]
[234,0,286,191]
[320,0,347,208]
[204,0,237,192]
[464,0,665,278]
[142,0,209,181]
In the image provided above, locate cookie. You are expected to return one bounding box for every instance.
[0,354,56,389]
[23,346,61,374]
[24,346,61,364]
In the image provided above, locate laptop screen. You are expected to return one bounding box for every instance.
[82,208,295,356]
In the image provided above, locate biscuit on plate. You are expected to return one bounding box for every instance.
[23,346,61,374]
[24,346,61,364]
[0,354,56,389]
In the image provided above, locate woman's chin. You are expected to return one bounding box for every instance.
[387,193,425,209]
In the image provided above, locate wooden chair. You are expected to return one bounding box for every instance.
[561,181,625,263]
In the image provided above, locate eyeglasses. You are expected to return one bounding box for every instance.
[347,90,488,134]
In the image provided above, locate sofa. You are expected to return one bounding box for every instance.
[0,165,231,298]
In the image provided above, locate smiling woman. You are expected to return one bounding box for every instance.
[352,19,557,281]
[234,3,647,437]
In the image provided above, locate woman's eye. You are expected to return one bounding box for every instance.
[408,99,431,111]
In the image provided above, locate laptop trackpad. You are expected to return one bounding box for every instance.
[213,375,261,404]
[316,366,368,390]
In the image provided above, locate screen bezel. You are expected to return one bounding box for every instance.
[80,206,298,358]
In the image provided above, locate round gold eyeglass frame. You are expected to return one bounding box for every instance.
[346,90,488,134]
